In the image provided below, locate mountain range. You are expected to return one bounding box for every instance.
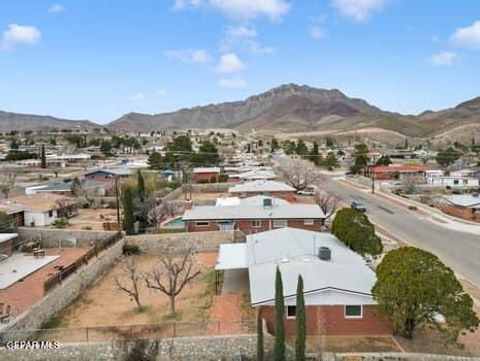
[2,84,480,142]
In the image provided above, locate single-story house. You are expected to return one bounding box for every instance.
[183,195,325,233]
[85,167,132,185]
[193,167,221,183]
[26,179,107,197]
[228,180,296,202]
[427,177,479,188]
[369,165,426,180]
[228,168,277,182]
[215,227,391,336]
[0,203,25,227]
[4,194,78,227]
[436,194,480,222]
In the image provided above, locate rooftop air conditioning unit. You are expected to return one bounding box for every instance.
[318,246,331,261]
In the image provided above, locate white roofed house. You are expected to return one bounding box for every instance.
[436,194,480,222]
[183,195,325,234]
[228,180,296,202]
[215,227,392,336]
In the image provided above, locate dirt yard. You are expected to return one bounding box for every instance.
[287,335,401,353]
[68,208,118,230]
[52,252,218,329]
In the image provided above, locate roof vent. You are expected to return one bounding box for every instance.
[263,198,273,208]
[318,246,331,261]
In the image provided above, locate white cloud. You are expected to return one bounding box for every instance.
[1,24,41,51]
[220,25,274,54]
[49,3,66,14]
[451,20,480,50]
[331,0,385,22]
[431,35,440,43]
[157,89,168,96]
[172,0,203,11]
[430,51,456,67]
[219,77,247,89]
[310,25,326,39]
[131,92,146,102]
[217,53,245,73]
[165,48,211,64]
[173,0,290,21]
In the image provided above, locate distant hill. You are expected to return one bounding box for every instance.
[107,84,480,140]
[0,111,99,133]
[1,84,480,143]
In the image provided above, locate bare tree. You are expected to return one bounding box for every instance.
[148,201,179,228]
[71,178,95,208]
[275,157,320,190]
[0,170,17,199]
[144,247,200,317]
[314,191,338,219]
[115,256,143,310]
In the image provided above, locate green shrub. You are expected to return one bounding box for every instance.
[123,244,140,255]
[51,217,69,229]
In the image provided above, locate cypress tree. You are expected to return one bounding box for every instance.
[257,308,264,361]
[137,170,146,202]
[295,275,306,361]
[41,144,47,169]
[122,186,135,235]
[274,267,285,361]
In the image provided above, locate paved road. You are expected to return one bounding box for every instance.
[319,175,480,286]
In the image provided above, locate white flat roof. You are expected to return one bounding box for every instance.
[216,244,248,270]
[0,233,18,244]
[0,254,59,289]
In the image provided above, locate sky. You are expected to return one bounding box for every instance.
[0,1,480,124]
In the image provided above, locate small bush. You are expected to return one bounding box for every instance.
[123,244,140,255]
[51,217,69,229]
[408,205,418,211]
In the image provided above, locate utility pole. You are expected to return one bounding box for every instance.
[114,175,121,227]
[371,165,375,194]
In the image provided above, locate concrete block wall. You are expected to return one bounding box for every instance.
[1,238,124,339]
[126,230,236,254]
[17,228,119,248]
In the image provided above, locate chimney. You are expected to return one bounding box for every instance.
[184,199,193,210]
[318,246,331,261]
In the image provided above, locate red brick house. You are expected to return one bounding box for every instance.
[228,180,296,202]
[215,228,391,336]
[368,165,426,181]
[183,196,325,234]
[193,167,221,183]
[436,195,480,222]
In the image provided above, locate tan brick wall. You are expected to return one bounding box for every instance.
[438,203,480,222]
[261,304,391,336]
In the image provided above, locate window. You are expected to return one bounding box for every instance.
[454,180,459,185]
[304,219,314,225]
[48,210,53,217]
[273,219,288,228]
[252,220,261,228]
[286,305,296,319]
[195,221,210,227]
[344,305,362,319]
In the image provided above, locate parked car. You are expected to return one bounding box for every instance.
[297,186,316,196]
[351,201,367,212]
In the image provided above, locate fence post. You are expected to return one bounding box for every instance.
[217,322,220,335]
[86,327,89,342]
[173,323,176,338]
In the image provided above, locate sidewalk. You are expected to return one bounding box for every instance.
[341,177,480,236]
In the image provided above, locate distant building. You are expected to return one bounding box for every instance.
[215,227,391,336]
[427,177,479,188]
[193,167,221,183]
[436,195,480,222]
[85,167,132,185]
[25,179,107,197]
[228,180,296,202]
[369,165,426,180]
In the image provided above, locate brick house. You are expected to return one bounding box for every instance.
[183,196,325,234]
[368,165,426,181]
[84,167,132,186]
[215,227,391,336]
[436,195,480,222]
[193,167,221,183]
[228,180,296,202]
